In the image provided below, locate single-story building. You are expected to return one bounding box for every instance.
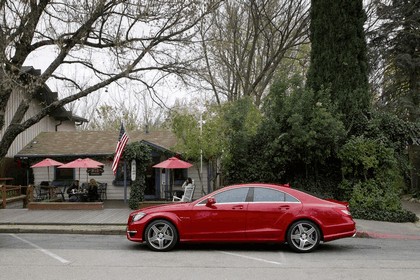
[15,130,212,201]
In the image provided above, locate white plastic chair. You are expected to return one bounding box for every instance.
[173,184,195,202]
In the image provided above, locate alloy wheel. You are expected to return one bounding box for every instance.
[145,220,178,251]
[287,220,320,253]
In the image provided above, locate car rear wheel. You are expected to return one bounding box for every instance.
[286,220,320,253]
[144,220,178,251]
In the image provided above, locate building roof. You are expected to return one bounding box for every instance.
[15,130,178,158]
[21,66,88,123]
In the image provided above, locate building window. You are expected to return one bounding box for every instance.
[55,167,73,181]
[113,161,131,186]
[173,169,188,186]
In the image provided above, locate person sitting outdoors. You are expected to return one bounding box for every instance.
[177,177,193,196]
[173,177,194,202]
[66,180,79,202]
[182,177,193,189]
[88,178,99,202]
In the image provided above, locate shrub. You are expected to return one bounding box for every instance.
[123,142,151,209]
[337,136,414,222]
[351,207,418,223]
[348,179,401,211]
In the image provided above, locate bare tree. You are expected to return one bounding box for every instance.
[0,0,221,160]
[79,86,168,131]
[193,0,310,107]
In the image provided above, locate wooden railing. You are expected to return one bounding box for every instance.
[1,185,33,209]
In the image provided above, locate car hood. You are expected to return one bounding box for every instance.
[133,202,192,214]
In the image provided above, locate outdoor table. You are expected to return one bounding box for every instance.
[70,189,88,202]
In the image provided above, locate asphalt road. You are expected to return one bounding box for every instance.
[0,234,419,280]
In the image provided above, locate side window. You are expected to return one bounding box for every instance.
[285,193,300,202]
[253,188,285,202]
[214,188,249,203]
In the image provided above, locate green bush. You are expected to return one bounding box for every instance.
[129,179,145,210]
[290,176,340,199]
[337,136,413,222]
[351,207,418,223]
[348,179,401,212]
[123,142,151,209]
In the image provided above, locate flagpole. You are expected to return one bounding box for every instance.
[124,161,127,203]
[112,122,129,203]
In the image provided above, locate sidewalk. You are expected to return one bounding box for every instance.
[0,200,132,235]
[0,199,419,239]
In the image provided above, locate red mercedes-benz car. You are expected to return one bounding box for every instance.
[126,183,356,253]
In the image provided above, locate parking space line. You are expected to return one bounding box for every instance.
[217,251,283,265]
[10,234,70,264]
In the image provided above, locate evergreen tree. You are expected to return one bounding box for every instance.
[370,0,419,123]
[307,0,371,126]
[369,0,420,196]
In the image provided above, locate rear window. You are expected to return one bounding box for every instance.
[253,188,284,202]
[253,187,300,203]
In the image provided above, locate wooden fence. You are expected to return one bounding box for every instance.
[1,185,33,209]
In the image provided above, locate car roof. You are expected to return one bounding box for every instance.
[218,183,324,203]
[222,183,289,191]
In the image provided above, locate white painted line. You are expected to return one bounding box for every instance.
[10,234,70,264]
[218,251,283,265]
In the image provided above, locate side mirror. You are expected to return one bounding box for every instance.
[206,197,216,207]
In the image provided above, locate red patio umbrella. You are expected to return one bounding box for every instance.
[152,157,193,169]
[31,158,63,182]
[58,158,103,182]
[80,158,104,168]
[153,157,192,199]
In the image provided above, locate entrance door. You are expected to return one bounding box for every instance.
[144,165,157,200]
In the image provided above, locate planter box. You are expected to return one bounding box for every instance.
[28,202,104,210]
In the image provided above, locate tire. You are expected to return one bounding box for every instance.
[144,220,178,252]
[286,220,321,253]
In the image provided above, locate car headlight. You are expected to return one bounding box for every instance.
[132,212,146,222]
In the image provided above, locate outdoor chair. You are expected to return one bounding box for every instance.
[97,183,107,201]
[173,184,195,202]
[34,185,49,201]
[54,185,66,201]
[51,180,72,201]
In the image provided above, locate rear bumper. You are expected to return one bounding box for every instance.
[323,220,357,242]
[323,228,357,242]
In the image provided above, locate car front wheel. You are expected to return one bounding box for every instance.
[144,219,178,251]
[286,220,321,253]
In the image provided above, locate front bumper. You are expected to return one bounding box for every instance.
[126,223,145,242]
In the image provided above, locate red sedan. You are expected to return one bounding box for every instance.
[126,183,356,253]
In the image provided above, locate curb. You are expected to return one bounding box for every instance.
[0,224,126,235]
[355,231,420,240]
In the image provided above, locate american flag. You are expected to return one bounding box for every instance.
[112,123,129,175]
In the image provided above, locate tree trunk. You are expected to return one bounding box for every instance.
[408,145,420,196]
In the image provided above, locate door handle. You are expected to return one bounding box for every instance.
[232,205,244,210]
[278,205,290,210]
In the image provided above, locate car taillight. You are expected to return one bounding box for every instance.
[334,208,352,216]
[341,209,351,216]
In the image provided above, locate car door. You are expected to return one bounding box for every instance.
[246,187,302,241]
[186,187,250,241]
